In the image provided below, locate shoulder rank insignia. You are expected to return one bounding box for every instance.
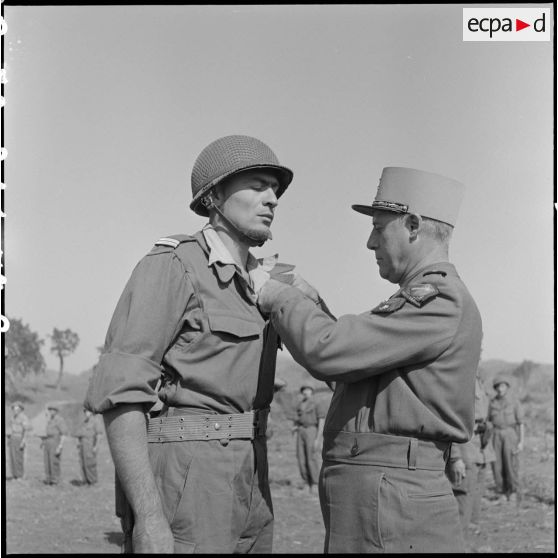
[371,297,405,314]
[401,283,439,307]
[155,237,181,248]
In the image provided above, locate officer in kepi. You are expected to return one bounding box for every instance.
[258,166,483,553]
[85,135,297,553]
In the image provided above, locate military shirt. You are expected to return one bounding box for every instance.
[451,377,495,464]
[488,393,524,430]
[295,398,327,428]
[85,230,279,415]
[8,413,30,437]
[269,262,482,443]
[46,415,68,440]
[75,417,103,441]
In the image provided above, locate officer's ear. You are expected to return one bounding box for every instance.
[405,213,422,241]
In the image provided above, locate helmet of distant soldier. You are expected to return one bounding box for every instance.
[492,375,511,389]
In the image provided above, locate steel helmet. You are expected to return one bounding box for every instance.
[190,135,294,217]
[492,375,511,389]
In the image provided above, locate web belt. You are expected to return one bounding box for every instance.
[147,408,269,443]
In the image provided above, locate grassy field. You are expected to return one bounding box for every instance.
[4,360,555,554]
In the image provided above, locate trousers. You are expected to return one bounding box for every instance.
[78,438,98,484]
[8,435,25,479]
[296,426,320,486]
[491,428,519,495]
[43,437,62,484]
[320,431,464,554]
[453,462,487,530]
[148,436,273,553]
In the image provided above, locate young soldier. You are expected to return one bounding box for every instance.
[259,167,482,553]
[7,401,31,480]
[43,404,68,485]
[85,135,295,553]
[293,385,326,494]
[489,375,524,503]
[75,408,103,485]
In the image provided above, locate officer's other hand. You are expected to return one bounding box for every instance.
[291,273,320,303]
[516,441,524,453]
[449,458,466,485]
[19,441,26,450]
[258,278,291,314]
[132,514,175,553]
[313,437,323,454]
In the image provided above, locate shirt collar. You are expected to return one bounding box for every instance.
[201,224,275,295]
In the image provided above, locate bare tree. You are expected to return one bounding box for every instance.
[49,327,80,389]
[5,317,46,390]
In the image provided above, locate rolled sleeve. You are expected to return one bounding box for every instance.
[85,251,194,413]
[270,287,458,383]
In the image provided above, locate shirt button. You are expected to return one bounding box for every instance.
[214,423,221,431]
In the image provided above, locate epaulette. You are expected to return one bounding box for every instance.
[401,283,439,307]
[153,234,195,249]
[371,298,406,314]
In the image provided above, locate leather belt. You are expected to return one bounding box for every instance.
[147,408,269,443]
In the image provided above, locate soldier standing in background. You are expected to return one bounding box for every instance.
[293,385,326,495]
[489,375,524,503]
[7,401,31,480]
[43,404,68,485]
[75,408,103,485]
[447,374,496,533]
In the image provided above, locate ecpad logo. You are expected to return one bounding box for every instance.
[463,8,551,41]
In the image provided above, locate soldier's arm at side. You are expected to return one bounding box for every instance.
[104,405,174,553]
[267,285,459,383]
[84,251,195,552]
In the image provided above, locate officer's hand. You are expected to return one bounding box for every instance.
[55,446,63,457]
[132,514,175,553]
[313,437,323,454]
[516,441,524,453]
[291,273,320,304]
[449,458,466,485]
[19,441,26,450]
[258,278,291,314]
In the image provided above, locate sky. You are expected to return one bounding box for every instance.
[2,3,555,375]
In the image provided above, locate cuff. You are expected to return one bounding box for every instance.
[270,286,310,316]
[84,351,162,413]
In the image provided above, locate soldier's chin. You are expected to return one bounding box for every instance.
[244,226,272,247]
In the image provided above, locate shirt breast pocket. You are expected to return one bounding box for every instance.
[207,313,262,342]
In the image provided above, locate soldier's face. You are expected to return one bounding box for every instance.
[496,383,508,397]
[367,211,411,283]
[216,170,280,242]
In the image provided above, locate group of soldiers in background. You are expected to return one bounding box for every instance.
[7,371,525,522]
[6,402,102,486]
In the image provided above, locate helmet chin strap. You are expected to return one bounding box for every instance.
[202,194,270,248]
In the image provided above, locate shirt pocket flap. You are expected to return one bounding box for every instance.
[207,314,262,339]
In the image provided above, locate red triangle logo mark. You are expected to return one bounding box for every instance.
[516,19,530,31]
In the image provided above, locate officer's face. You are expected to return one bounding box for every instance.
[367,211,411,283]
[218,170,280,238]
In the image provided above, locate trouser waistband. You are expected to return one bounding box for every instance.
[147,408,269,443]
[323,431,451,471]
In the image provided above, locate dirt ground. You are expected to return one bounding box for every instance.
[5,412,555,554]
